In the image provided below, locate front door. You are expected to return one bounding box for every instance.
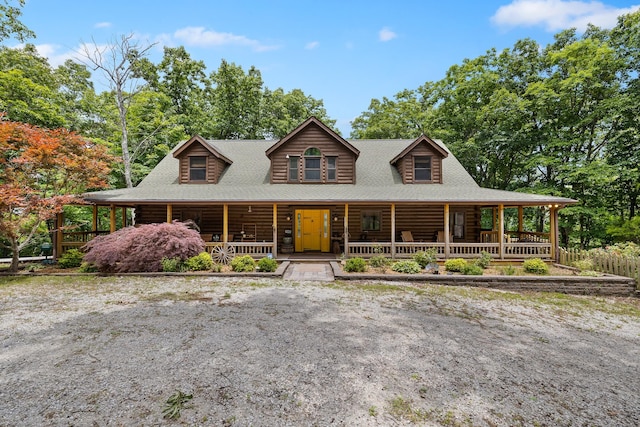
[295,209,330,252]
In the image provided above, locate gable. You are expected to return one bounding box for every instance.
[390,135,449,184]
[265,116,360,184]
[173,135,232,184]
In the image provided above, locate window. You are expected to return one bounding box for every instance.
[288,156,299,181]
[361,210,381,231]
[414,156,432,181]
[327,156,337,181]
[304,147,321,181]
[189,156,207,181]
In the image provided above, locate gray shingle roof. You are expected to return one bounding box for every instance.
[84,138,576,206]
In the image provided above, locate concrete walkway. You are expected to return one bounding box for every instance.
[283,262,334,282]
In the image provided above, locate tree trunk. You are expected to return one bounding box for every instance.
[9,237,20,273]
[116,90,133,188]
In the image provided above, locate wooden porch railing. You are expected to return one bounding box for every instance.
[347,241,551,260]
[481,230,550,243]
[204,242,275,257]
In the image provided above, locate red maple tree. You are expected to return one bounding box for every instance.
[0,119,114,271]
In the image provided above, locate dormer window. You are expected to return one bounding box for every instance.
[414,156,432,182]
[304,147,321,181]
[189,156,207,181]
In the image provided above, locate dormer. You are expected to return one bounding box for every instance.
[390,135,448,184]
[265,117,360,184]
[173,135,232,184]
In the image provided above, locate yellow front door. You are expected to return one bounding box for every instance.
[295,209,330,252]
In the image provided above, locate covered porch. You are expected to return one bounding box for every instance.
[59,201,562,262]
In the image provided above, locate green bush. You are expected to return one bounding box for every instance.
[184,252,214,271]
[257,257,278,272]
[412,249,437,268]
[231,255,256,272]
[344,257,367,272]
[58,249,84,269]
[369,254,391,269]
[461,263,484,275]
[523,258,549,274]
[78,262,98,273]
[474,251,492,269]
[444,258,467,272]
[500,265,517,276]
[391,260,421,274]
[161,257,184,272]
[572,259,594,271]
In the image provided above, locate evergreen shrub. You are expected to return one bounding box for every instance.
[523,258,549,274]
[344,257,367,272]
[231,255,256,272]
[58,249,84,269]
[257,257,278,272]
[444,258,467,272]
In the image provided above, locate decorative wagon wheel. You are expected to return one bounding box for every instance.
[211,244,235,265]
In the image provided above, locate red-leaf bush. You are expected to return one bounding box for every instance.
[83,222,205,273]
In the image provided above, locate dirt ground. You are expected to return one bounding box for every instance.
[0,275,639,426]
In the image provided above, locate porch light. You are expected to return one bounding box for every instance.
[248,205,252,213]
[333,214,339,222]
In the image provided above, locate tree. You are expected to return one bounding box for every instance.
[208,60,264,139]
[0,0,34,42]
[262,88,336,138]
[83,222,204,273]
[0,120,113,271]
[80,34,155,188]
[0,45,65,128]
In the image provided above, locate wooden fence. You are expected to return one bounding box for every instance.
[558,247,640,290]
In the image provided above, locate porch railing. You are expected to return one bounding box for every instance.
[481,230,550,243]
[204,242,275,257]
[347,241,551,260]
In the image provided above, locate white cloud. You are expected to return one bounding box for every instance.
[491,0,640,32]
[94,22,112,29]
[305,41,320,50]
[33,43,79,67]
[167,26,279,52]
[379,27,397,42]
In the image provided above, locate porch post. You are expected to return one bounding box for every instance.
[498,204,505,260]
[110,204,116,233]
[344,204,349,257]
[272,204,278,259]
[390,203,396,259]
[92,205,98,233]
[550,205,558,261]
[223,204,229,243]
[166,204,172,223]
[518,206,524,233]
[444,204,450,258]
[121,207,126,229]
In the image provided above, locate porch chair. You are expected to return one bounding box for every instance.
[401,231,414,242]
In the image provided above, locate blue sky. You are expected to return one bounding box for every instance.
[15,0,640,135]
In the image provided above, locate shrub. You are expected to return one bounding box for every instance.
[231,255,256,272]
[523,258,549,274]
[184,252,214,271]
[369,254,391,269]
[78,262,98,273]
[58,249,84,269]
[344,257,367,272]
[161,257,184,272]
[500,265,516,276]
[444,258,467,272]
[572,259,595,271]
[412,249,437,268]
[474,251,492,269]
[257,257,278,272]
[83,221,204,273]
[461,263,484,275]
[391,260,421,274]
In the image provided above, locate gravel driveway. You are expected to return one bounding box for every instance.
[1,275,639,426]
